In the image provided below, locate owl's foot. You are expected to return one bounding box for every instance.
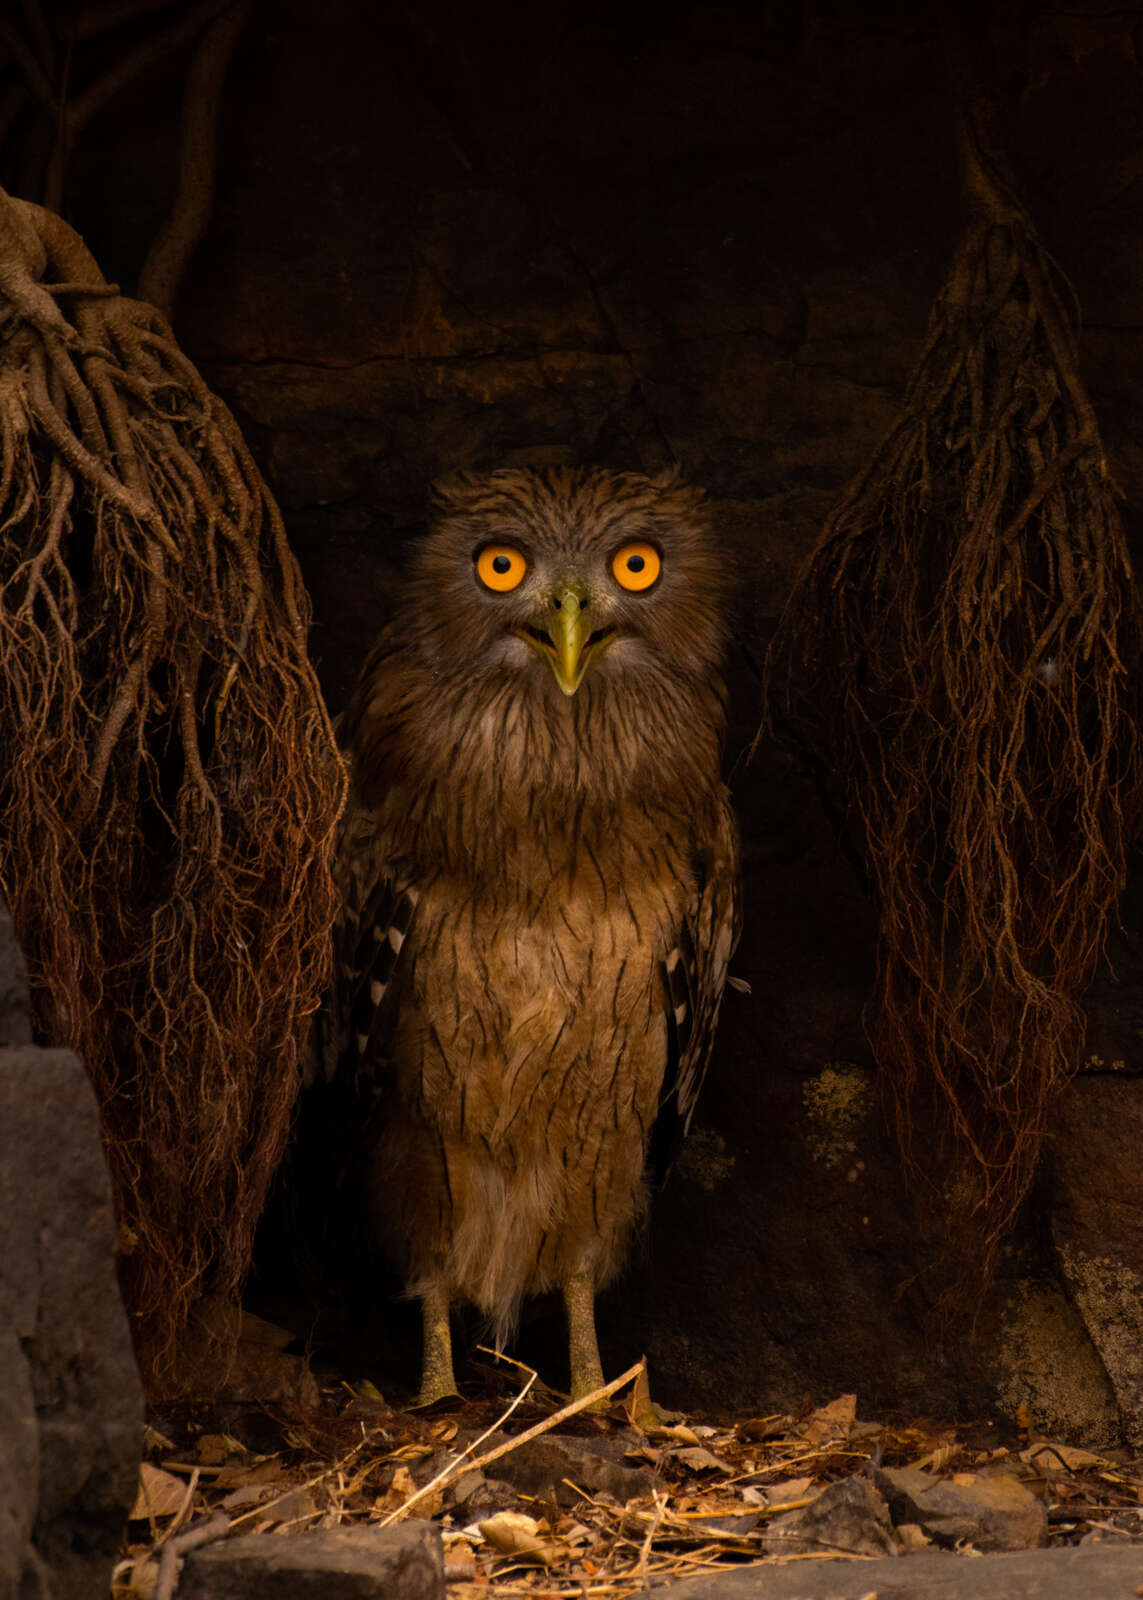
[414,1283,460,1407]
[564,1272,608,1411]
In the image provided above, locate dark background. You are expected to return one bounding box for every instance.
[10,0,1143,1437]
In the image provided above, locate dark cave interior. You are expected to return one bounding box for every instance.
[5,0,1143,1436]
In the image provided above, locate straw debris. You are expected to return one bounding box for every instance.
[114,1362,1143,1598]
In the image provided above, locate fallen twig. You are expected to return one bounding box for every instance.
[381,1359,647,1527]
[229,1437,366,1530]
[635,1491,666,1587]
[154,1511,230,1600]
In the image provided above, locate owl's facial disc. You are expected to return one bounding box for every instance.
[514,582,616,696]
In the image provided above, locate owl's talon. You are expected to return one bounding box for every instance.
[416,1283,459,1407]
[565,1271,608,1411]
[413,1378,461,1408]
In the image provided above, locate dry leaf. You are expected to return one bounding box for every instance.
[761,1476,816,1507]
[142,1425,174,1455]
[651,1424,701,1446]
[196,1433,244,1465]
[736,1415,790,1443]
[444,1543,477,1579]
[1020,1441,1107,1472]
[388,1442,434,1462]
[130,1464,187,1521]
[379,1463,441,1517]
[432,1419,459,1442]
[897,1522,931,1551]
[909,1442,960,1473]
[625,1361,656,1429]
[669,1446,732,1473]
[799,1393,857,1445]
[213,1459,287,1491]
[263,1488,318,1526]
[388,1465,415,1501]
[479,1511,558,1566]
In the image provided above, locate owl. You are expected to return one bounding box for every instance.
[327,466,739,1404]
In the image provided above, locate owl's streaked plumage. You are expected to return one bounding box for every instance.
[327,465,738,1402]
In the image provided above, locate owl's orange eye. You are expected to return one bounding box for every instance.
[476,545,527,592]
[611,542,661,592]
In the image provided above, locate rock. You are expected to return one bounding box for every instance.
[179,1524,444,1599]
[445,1468,484,1509]
[486,1434,661,1507]
[459,1477,529,1519]
[656,1543,1143,1599]
[992,1280,1120,1447]
[762,1475,896,1558]
[875,1466,1048,1552]
[1051,1074,1143,1446]
[0,1041,143,1600]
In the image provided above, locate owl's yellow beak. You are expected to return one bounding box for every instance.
[548,584,591,696]
[516,583,612,696]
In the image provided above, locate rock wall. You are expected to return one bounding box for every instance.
[53,0,1143,1437]
[0,904,143,1598]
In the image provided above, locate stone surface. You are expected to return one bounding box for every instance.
[762,1475,896,1558]
[178,1524,444,1600]
[486,1433,662,1508]
[875,1467,1048,1553]
[657,1544,1143,1599]
[0,1045,144,1600]
[1051,1074,1143,1447]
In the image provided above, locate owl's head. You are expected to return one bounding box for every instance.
[409,466,727,699]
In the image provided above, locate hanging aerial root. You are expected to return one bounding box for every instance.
[764,106,1143,1300]
[0,187,347,1389]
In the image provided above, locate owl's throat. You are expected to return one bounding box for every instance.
[513,593,617,696]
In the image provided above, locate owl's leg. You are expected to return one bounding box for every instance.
[415,1282,460,1406]
[563,1271,605,1403]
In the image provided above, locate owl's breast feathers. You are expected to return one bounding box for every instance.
[322,628,738,1188]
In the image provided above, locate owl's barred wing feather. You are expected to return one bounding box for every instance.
[309,792,417,1088]
[651,789,740,1179]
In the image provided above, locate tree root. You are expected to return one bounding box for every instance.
[0,185,346,1388]
[764,100,1143,1303]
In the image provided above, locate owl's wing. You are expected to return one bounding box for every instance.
[290,792,417,1296]
[650,788,740,1179]
[307,791,418,1091]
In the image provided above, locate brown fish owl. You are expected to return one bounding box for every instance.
[331,466,739,1403]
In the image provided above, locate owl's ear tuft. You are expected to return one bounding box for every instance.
[648,464,684,490]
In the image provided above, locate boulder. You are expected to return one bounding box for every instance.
[874,1466,1048,1553]
[485,1433,661,1507]
[178,1523,444,1599]
[1050,1072,1143,1447]
[0,903,143,1599]
[660,1543,1143,1599]
[762,1475,896,1558]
